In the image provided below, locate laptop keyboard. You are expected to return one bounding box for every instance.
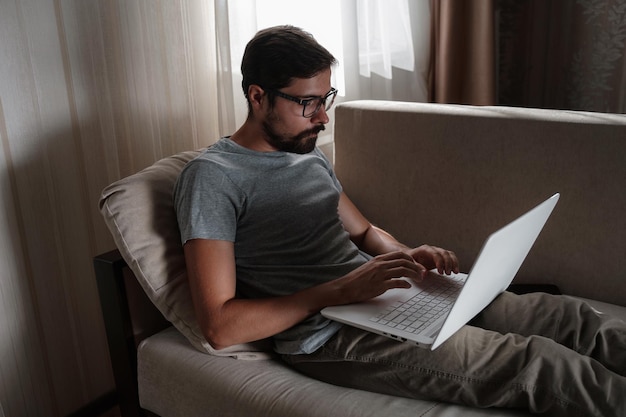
[369,275,463,334]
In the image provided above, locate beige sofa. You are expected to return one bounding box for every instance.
[95,101,626,417]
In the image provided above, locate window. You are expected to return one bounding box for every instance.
[216,0,429,142]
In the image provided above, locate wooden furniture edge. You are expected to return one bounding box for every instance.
[94,250,146,417]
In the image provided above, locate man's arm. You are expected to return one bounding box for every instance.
[338,192,459,276]
[184,237,422,349]
[184,238,327,349]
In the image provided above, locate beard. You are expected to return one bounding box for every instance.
[262,117,326,154]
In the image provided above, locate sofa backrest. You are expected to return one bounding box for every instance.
[334,101,626,306]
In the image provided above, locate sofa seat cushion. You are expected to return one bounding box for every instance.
[138,327,533,417]
[138,296,625,417]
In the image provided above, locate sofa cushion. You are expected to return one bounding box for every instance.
[139,296,626,417]
[334,101,626,306]
[139,327,536,417]
[99,150,271,359]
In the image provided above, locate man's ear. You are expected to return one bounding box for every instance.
[247,85,266,111]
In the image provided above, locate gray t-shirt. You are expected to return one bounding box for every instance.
[174,137,370,354]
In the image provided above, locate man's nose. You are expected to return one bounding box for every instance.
[311,105,330,124]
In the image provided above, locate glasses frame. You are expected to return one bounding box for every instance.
[265,87,338,118]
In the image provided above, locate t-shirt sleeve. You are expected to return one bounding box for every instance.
[314,147,342,193]
[173,159,242,244]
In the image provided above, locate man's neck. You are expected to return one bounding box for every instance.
[230,122,276,153]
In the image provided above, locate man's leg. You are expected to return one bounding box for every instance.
[471,291,626,376]
[283,296,626,416]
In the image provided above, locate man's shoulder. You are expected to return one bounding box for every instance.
[184,139,243,170]
[180,140,334,181]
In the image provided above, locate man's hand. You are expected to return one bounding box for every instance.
[329,251,421,305]
[408,244,459,276]
[328,245,459,307]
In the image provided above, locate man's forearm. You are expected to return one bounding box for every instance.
[359,224,410,256]
[198,257,417,350]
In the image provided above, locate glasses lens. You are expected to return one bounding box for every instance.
[303,89,337,118]
[324,89,337,111]
[303,98,322,118]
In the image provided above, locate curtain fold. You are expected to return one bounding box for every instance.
[0,1,222,415]
[356,0,415,79]
[497,0,626,113]
[429,0,496,105]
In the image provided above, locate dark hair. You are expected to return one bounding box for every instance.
[241,25,337,111]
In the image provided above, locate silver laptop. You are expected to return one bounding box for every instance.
[322,193,560,350]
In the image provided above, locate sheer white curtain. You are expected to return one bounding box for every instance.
[214,0,431,143]
[357,0,414,79]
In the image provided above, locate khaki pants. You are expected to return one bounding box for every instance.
[282,292,626,417]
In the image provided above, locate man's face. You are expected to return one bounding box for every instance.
[261,69,332,154]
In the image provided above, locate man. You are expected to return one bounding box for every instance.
[174,25,625,416]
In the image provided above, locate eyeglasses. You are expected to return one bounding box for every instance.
[265,87,338,118]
